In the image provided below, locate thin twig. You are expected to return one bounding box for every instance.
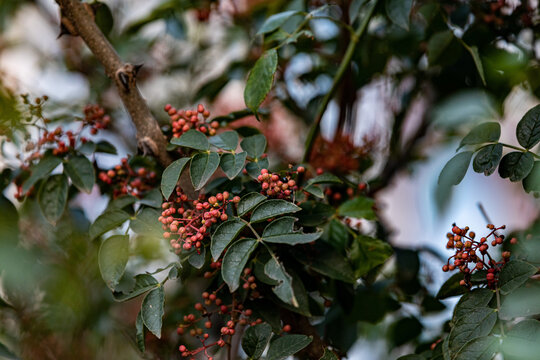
[55,0,172,167]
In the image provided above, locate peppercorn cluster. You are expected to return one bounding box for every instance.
[164,103,219,139]
[97,158,157,198]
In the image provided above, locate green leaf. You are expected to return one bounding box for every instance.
[523,161,540,193]
[385,0,412,30]
[498,151,534,182]
[264,257,297,307]
[449,307,497,354]
[453,336,498,360]
[38,173,68,224]
[240,134,267,159]
[141,286,165,338]
[187,247,206,269]
[112,274,159,302]
[396,356,424,360]
[0,341,18,360]
[209,130,239,150]
[337,196,375,220]
[465,45,486,86]
[453,289,493,319]
[262,216,322,245]
[139,188,162,208]
[135,311,145,352]
[107,195,137,211]
[222,239,258,292]
[93,1,114,36]
[257,10,300,35]
[95,140,117,154]
[244,50,278,113]
[246,158,270,178]
[297,201,335,226]
[171,129,209,151]
[220,152,247,179]
[250,199,301,223]
[472,144,503,175]
[438,151,473,187]
[294,246,356,283]
[304,184,324,198]
[498,259,537,295]
[502,319,540,360]
[307,173,343,185]
[64,155,95,193]
[500,286,540,319]
[427,31,453,65]
[161,157,190,199]
[210,218,246,261]
[130,208,161,235]
[89,209,131,240]
[22,155,62,193]
[436,273,467,299]
[516,104,540,149]
[98,235,130,290]
[320,348,339,360]
[237,192,266,217]
[267,335,313,360]
[241,323,273,359]
[190,152,220,190]
[459,122,500,149]
[349,235,393,278]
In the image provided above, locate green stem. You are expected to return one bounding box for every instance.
[242,219,262,241]
[302,0,378,163]
[499,142,540,159]
[495,287,505,336]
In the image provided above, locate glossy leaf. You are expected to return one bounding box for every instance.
[502,319,540,359]
[98,235,129,290]
[222,239,258,292]
[22,155,62,193]
[95,140,117,154]
[161,157,190,199]
[135,311,145,352]
[267,335,313,360]
[297,201,335,226]
[427,31,453,65]
[436,273,467,299]
[498,151,534,182]
[220,152,247,179]
[459,122,500,149]
[64,155,95,193]
[187,247,206,269]
[295,246,356,283]
[210,218,246,261]
[307,173,343,185]
[264,257,297,307]
[89,209,131,240]
[500,286,540,319]
[472,144,503,175]
[38,173,68,224]
[349,235,393,278]
[262,216,322,245]
[516,104,540,149]
[141,286,164,338]
[139,188,163,208]
[257,10,300,35]
[385,0,412,30]
[453,336,497,360]
[237,192,266,216]
[112,274,159,302]
[465,45,486,86]
[304,184,324,198]
[190,152,220,190]
[209,130,239,150]
[498,259,537,295]
[449,307,497,354]
[337,196,375,220]
[130,208,161,235]
[453,288,493,319]
[250,199,301,223]
[438,151,473,187]
[241,323,273,359]
[244,50,278,114]
[245,158,270,178]
[171,129,209,151]
[240,134,267,159]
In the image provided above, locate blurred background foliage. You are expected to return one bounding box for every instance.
[0,0,539,359]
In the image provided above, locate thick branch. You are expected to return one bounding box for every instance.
[55,0,172,167]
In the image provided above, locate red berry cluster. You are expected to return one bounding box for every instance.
[176,290,258,359]
[442,223,515,288]
[164,104,219,138]
[83,104,111,135]
[97,158,157,198]
[257,167,302,199]
[160,187,240,254]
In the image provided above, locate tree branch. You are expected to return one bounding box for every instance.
[55,0,172,167]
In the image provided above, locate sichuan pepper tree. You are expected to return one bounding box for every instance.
[1,0,540,359]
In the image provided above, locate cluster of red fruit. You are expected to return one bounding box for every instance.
[160,187,240,254]
[97,158,157,198]
[164,103,219,138]
[442,224,515,288]
[83,104,111,134]
[257,167,302,199]
[176,289,259,359]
